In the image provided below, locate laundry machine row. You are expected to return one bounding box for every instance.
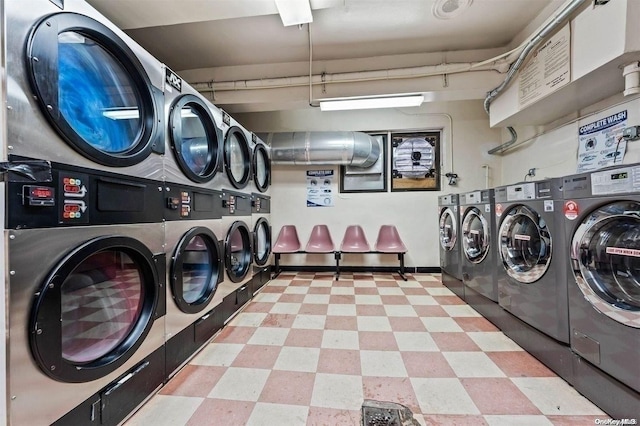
[6,160,167,426]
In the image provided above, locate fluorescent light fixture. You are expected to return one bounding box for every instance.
[102,108,140,120]
[319,95,425,111]
[275,0,313,26]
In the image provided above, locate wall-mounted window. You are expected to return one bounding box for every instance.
[339,133,387,193]
[391,131,440,192]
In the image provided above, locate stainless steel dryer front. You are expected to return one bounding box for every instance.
[563,164,640,396]
[163,183,225,378]
[6,162,166,425]
[438,194,463,300]
[7,0,165,178]
[162,67,223,188]
[251,193,272,293]
[220,190,254,323]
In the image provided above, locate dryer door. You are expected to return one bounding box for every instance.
[462,207,490,263]
[169,95,221,183]
[253,217,272,266]
[439,207,457,251]
[225,221,252,282]
[27,13,161,167]
[29,236,159,383]
[253,142,271,193]
[571,201,640,326]
[499,205,552,283]
[224,127,251,189]
[171,227,222,314]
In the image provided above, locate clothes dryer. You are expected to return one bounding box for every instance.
[438,194,464,300]
[495,178,569,343]
[163,68,223,188]
[7,0,164,179]
[220,190,254,323]
[163,183,225,378]
[6,161,166,426]
[563,164,640,393]
[223,118,253,191]
[252,137,272,194]
[251,193,272,293]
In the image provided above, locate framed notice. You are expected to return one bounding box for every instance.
[307,170,333,207]
[391,131,440,192]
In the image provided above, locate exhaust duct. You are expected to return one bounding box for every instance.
[267,132,380,167]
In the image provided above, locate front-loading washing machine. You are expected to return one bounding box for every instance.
[7,0,165,179]
[495,178,572,381]
[163,183,226,379]
[162,67,223,189]
[438,194,464,300]
[6,161,166,425]
[251,193,272,294]
[220,190,254,323]
[563,164,640,397]
[460,189,509,328]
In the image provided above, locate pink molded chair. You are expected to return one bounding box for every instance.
[336,225,371,280]
[272,225,302,278]
[375,225,408,280]
[340,225,370,253]
[305,225,335,253]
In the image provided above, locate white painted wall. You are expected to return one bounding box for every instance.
[237,100,502,268]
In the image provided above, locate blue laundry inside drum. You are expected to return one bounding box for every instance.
[58,33,142,153]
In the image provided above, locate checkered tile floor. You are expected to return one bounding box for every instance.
[125,272,607,425]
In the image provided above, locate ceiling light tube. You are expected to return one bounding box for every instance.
[275,0,313,26]
[319,95,425,111]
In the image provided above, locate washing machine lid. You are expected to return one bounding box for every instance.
[171,227,222,314]
[439,207,458,251]
[253,217,272,266]
[224,127,251,189]
[571,201,640,327]
[29,236,159,383]
[252,142,271,193]
[462,207,490,264]
[27,13,163,167]
[225,221,252,282]
[169,95,221,183]
[499,205,552,283]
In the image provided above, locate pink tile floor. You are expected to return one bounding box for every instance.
[125,272,608,425]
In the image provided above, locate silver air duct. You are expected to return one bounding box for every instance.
[267,132,380,167]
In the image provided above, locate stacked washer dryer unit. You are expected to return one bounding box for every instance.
[438,194,464,300]
[214,112,256,323]
[6,1,166,424]
[162,67,227,378]
[250,134,272,293]
[459,189,507,328]
[494,178,572,382]
[563,164,640,417]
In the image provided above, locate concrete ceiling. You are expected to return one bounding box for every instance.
[86,0,566,113]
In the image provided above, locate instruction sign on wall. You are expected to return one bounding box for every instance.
[518,24,571,108]
[307,170,333,207]
[577,110,627,172]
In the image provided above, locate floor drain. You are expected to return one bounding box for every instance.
[361,399,420,426]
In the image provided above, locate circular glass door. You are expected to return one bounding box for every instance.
[499,205,552,283]
[253,143,271,193]
[169,95,220,183]
[224,127,251,189]
[171,227,221,314]
[253,218,272,266]
[462,207,490,263]
[225,221,252,282]
[29,236,158,382]
[439,208,457,251]
[571,201,640,325]
[27,14,159,167]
